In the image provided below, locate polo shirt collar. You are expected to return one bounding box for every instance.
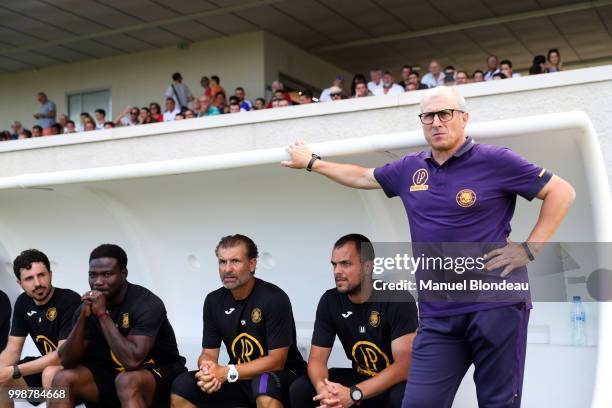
[424,136,474,160]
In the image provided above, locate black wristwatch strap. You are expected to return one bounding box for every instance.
[522,242,535,261]
[306,154,321,172]
[12,365,22,379]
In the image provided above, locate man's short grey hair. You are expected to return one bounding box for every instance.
[420,86,467,112]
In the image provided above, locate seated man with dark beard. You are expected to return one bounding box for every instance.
[289,234,418,408]
[49,244,186,408]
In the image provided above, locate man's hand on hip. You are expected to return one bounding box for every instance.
[484,240,532,277]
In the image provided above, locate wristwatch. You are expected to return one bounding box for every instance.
[12,365,22,380]
[349,385,363,405]
[306,154,321,172]
[227,364,239,383]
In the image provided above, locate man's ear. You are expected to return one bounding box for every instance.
[363,260,374,275]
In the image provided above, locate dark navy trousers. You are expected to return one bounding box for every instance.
[402,303,530,408]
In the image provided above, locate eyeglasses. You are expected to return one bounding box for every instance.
[418,109,464,125]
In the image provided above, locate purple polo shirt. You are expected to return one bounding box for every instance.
[374,137,552,317]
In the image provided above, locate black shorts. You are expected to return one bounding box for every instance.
[171,368,304,408]
[82,359,186,408]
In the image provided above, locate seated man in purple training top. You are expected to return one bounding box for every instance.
[282,86,575,407]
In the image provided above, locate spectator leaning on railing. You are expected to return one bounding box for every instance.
[397,65,413,89]
[163,98,180,122]
[58,114,69,132]
[483,55,500,81]
[367,68,383,94]
[94,109,106,129]
[320,75,345,102]
[150,102,163,123]
[421,60,444,88]
[32,125,43,137]
[547,49,562,72]
[196,96,220,117]
[407,71,428,90]
[455,71,469,85]
[373,71,404,96]
[114,106,140,126]
[65,121,76,133]
[500,60,521,78]
[529,55,547,75]
[299,90,313,104]
[253,98,266,110]
[234,87,252,111]
[353,80,372,98]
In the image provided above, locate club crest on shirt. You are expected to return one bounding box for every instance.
[410,168,429,192]
[46,307,57,322]
[251,308,262,324]
[121,313,130,329]
[369,311,380,327]
[456,189,476,207]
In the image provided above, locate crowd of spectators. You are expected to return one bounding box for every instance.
[1,48,564,142]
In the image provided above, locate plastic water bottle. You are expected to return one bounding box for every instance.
[571,296,586,346]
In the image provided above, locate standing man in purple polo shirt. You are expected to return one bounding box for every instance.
[282,86,575,407]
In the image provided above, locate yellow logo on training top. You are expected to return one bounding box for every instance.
[456,189,476,207]
[46,307,57,322]
[231,333,265,363]
[122,313,130,329]
[35,335,57,355]
[351,341,390,377]
[369,311,380,327]
[251,308,262,324]
[410,169,429,192]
